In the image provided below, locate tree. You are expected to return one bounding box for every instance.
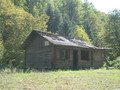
[74,25,91,43]
[24,0,48,16]
[11,0,26,8]
[0,0,49,68]
[82,1,107,46]
[105,10,120,59]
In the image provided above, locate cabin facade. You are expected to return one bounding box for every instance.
[23,30,107,70]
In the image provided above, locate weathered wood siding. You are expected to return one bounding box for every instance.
[54,46,73,69]
[92,50,105,68]
[26,35,54,69]
[54,46,92,69]
[77,48,92,68]
[54,46,105,69]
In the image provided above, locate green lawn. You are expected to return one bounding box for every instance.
[0,69,120,90]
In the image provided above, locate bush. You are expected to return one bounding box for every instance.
[113,57,120,67]
[109,56,120,68]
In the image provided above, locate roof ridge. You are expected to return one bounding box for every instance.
[33,29,73,40]
[33,29,91,44]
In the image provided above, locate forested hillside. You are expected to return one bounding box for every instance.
[0,0,120,68]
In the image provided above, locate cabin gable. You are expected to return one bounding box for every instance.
[25,35,54,69]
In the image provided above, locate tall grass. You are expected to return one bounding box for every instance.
[0,69,120,90]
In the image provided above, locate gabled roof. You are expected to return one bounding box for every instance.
[23,30,107,50]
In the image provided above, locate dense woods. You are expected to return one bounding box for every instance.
[0,0,120,68]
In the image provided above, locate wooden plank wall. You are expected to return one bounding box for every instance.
[26,36,54,69]
[54,46,105,69]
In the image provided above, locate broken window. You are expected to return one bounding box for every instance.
[81,50,89,60]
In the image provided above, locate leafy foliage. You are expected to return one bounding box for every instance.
[0,0,120,68]
[104,10,120,59]
[105,57,120,68]
[0,0,49,68]
[74,26,91,43]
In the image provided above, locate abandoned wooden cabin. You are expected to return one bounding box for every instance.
[23,30,108,70]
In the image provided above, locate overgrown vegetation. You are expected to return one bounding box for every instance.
[0,0,120,68]
[0,69,120,89]
[107,57,120,68]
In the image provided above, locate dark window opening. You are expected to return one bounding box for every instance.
[60,50,69,60]
[81,50,89,60]
[73,50,78,70]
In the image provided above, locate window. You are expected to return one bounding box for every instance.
[60,50,69,60]
[44,41,49,46]
[81,50,89,60]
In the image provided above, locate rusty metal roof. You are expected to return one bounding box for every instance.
[34,30,107,50]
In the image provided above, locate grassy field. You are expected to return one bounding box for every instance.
[0,69,120,90]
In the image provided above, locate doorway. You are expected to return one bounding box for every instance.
[73,50,78,70]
